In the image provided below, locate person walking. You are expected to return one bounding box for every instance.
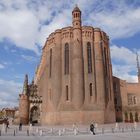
[19,122,22,131]
[6,120,9,129]
[90,123,95,135]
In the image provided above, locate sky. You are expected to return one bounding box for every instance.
[0,0,140,108]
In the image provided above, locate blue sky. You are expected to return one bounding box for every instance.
[0,0,140,108]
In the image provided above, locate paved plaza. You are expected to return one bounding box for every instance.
[0,123,140,140]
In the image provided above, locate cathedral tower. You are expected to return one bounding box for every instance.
[19,74,29,124]
[71,5,84,108]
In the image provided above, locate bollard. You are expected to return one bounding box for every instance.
[118,126,121,131]
[62,128,65,134]
[36,128,39,133]
[134,122,137,130]
[39,130,43,136]
[16,128,18,133]
[74,128,77,135]
[51,128,53,134]
[58,130,61,136]
[122,128,124,133]
[131,127,134,132]
[115,123,118,128]
[86,128,89,133]
[5,127,7,133]
[27,130,29,136]
[13,130,15,136]
[0,130,1,136]
[112,128,114,133]
[102,128,104,134]
[125,127,127,131]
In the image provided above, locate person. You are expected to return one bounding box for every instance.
[90,123,95,135]
[19,122,22,131]
[6,120,9,129]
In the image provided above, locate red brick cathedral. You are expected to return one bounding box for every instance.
[19,6,140,125]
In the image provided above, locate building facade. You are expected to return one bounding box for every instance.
[113,54,140,122]
[18,6,140,125]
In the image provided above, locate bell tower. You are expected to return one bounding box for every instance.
[72,4,81,29]
[71,5,84,109]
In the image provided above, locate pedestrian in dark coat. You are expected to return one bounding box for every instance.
[90,123,95,135]
[19,122,22,131]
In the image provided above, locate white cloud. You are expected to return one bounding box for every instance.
[21,54,37,62]
[38,9,72,46]
[0,0,140,53]
[87,1,140,40]
[0,79,22,108]
[110,45,140,82]
[0,9,39,53]
[0,64,5,69]
[110,45,137,64]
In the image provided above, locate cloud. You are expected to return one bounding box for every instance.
[110,45,140,82]
[85,1,140,40]
[0,79,22,108]
[0,9,39,53]
[0,0,140,54]
[0,63,5,69]
[21,54,37,62]
[110,45,137,64]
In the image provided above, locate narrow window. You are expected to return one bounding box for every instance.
[49,48,52,78]
[66,85,69,101]
[89,83,92,96]
[64,43,69,75]
[87,42,92,73]
[49,89,52,100]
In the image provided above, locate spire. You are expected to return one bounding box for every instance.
[23,74,28,94]
[136,53,140,83]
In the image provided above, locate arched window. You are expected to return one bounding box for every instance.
[66,85,69,101]
[49,48,52,78]
[87,42,92,73]
[89,83,92,96]
[64,43,69,75]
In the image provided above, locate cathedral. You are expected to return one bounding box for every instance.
[19,6,140,125]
